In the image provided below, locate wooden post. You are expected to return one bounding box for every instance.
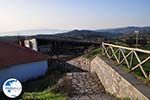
[130,52,133,69]
[119,51,132,65]
[118,49,121,63]
[120,49,130,68]
[102,44,111,58]
[131,56,150,71]
[101,44,104,55]
[133,51,148,79]
[109,46,119,63]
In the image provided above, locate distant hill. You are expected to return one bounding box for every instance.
[95,26,150,34]
[55,30,121,38]
[1,26,150,41]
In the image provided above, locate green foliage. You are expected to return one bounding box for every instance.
[121,97,131,100]
[20,68,67,100]
[22,91,66,100]
[85,48,101,59]
[110,93,131,100]
[125,38,148,47]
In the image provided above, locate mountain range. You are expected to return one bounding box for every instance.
[56,26,150,39]
[95,26,150,34]
[0,26,150,37]
[55,29,118,39]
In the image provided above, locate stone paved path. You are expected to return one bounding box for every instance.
[57,72,114,100]
[68,72,113,100]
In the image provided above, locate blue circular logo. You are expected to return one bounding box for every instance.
[2,78,22,98]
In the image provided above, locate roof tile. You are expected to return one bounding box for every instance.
[0,41,49,69]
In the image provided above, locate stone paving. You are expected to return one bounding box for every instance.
[57,72,114,100]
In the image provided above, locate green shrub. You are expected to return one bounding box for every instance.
[85,48,101,59]
[22,91,66,100]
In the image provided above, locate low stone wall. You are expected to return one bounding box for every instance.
[91,56,150,100]
[67,56,91,71]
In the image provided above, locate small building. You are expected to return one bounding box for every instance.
[0,41,49,91]
[23,38,52,54]
[24,38,38,51]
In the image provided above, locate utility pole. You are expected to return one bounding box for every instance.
[135,31,139,48]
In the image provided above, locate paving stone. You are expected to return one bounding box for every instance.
[78,95,90,100]
[57,72,114,100]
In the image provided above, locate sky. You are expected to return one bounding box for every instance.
[0,0,150,33]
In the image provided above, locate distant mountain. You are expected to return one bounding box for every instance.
[0,29,68,36]
[1,26,150,38]
[56,30,102,37]
[55,30,120,38]
[95,26,150,34]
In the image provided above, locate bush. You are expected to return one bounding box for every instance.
[22,91,66,100]
[85,48,101,59]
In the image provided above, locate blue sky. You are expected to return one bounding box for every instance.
[0,0,149,32]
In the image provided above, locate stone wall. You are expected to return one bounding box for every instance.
[91,56,150,100]
[67,56,91,71]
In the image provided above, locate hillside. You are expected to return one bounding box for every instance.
[55,30,121,39]
[1,26,150,43]
[96,26,150,34]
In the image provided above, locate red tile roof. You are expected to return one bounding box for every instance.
[0,41,49,70]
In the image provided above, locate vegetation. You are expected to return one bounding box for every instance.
[102,33,150,81]
[21,78,66,100]
[22,91,66,100]
[86,44,149,83]
[125,38,148,47]
[0,62,67,100]
[114,97,131,100]
[84,48,101,59]
[20,64,67,100]
[109,47,149,83]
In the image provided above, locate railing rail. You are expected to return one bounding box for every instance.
[101,42,150,79]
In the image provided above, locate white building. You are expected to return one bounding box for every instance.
[0,41,49,91]
[24,38,38,51]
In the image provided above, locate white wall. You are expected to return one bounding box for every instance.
[24,39,38,51]
[0,60,48,91]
